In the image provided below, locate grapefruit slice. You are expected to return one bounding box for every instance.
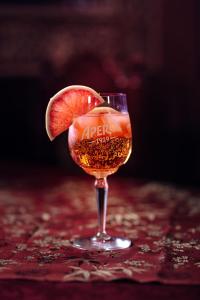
[45,85,104,140]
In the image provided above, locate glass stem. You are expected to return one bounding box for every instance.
[94,177,110,241]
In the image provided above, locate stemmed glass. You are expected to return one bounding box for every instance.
[68,93,132,250]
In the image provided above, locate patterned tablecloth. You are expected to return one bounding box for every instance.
[0,169,200,285]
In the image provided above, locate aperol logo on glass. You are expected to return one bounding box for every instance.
[81,124,112,142]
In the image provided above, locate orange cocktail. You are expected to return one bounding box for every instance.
[68,107,132,178]
[46,87,133,250]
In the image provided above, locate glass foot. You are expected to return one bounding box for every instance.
[72,235,132,251]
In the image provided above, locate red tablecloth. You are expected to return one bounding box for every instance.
[0,167,200,298]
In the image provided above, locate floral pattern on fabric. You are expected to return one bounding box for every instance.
[0,175,199,284]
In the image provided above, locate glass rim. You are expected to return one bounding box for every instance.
[99,92,126,97]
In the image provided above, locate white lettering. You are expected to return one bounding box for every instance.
[82,126,90,140]
[97,125,103,136]
[81,124,113,140]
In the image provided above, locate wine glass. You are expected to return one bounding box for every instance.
[68,93,132,250]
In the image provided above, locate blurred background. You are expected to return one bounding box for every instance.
[0,0,199,186]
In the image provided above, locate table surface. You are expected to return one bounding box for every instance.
[0,166,200,299]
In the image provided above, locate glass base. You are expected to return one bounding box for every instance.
[72,235,132,251]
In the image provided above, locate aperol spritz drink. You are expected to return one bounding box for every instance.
[68,93,132,250]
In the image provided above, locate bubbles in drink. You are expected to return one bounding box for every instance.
[68,107,132,177]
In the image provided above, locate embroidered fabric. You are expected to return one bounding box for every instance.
[0,174,199,284]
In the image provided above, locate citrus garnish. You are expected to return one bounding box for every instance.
[45,85,104,140]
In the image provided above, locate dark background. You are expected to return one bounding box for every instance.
[0,0,200,186]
